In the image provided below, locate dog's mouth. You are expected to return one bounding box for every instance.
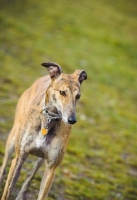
[57,110,62,118]
[57,110,69,124]
[57,110,62,119]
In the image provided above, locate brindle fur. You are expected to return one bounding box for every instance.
[0,62,87,200]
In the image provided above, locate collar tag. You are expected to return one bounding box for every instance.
[42,128,48,135]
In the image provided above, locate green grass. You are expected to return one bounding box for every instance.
[0,0,137,199]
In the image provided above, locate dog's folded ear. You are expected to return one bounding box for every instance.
[41,62,63,78]
[74,69,87,84]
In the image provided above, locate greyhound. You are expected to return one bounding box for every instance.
[0,62,87,200]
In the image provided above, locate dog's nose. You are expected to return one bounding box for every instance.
[68,115,77,124]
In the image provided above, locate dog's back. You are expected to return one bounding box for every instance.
[14,75,51,124]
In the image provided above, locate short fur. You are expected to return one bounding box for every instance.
[0,62,87,200]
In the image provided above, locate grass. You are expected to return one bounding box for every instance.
[0,0,137,199]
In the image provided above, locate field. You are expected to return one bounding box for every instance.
[0,0,137,199]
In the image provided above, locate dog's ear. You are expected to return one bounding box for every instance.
[74,70,87,84]
[41,62,63,78]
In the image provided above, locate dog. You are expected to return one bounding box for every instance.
[0,62,87,200]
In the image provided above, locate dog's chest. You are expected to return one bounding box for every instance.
[28,124,71,160]
[35,137,45,148]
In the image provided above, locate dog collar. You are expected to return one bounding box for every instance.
[41,107,61,135]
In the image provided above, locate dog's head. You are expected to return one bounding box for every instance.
[42,62,87,125]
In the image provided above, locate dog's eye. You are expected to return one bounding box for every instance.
[76,94,81,100]
[60,91,66,96]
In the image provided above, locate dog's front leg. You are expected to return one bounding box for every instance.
[16,157,44,200]
[1,154,27,200]
[37,164,56,200]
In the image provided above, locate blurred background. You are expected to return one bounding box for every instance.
[0,0,137,199]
